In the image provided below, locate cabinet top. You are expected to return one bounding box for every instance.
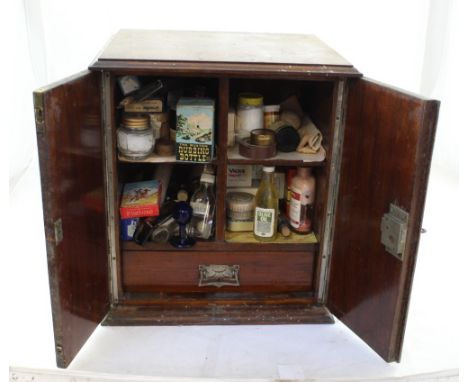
[91,30,361,78]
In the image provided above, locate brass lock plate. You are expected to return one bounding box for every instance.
[380,204,409,260]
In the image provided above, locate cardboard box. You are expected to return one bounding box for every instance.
[176,98,215,163]
[124,98,163,113]
[120,180,161,219]
[227,165,252,187]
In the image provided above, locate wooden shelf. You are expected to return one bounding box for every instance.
[118,153,218,165]
[227,144,326,166]
[118,153,176,163]
[225,231,318,244]
[121,235,317,253]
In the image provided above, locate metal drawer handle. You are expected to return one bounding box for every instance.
[198,264,240,288]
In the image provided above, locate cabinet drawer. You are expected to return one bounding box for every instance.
[122,251,314,293]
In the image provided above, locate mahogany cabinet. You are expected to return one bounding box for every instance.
[33,30,439,368]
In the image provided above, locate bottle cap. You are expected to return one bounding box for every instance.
[263,166,275,173]
[177,189,189,202]
[200,173,215,184]
[264,105,280,112]
[238,93,263,107]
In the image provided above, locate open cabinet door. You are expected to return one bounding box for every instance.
[34,71,109,367]
[327,78,439,362]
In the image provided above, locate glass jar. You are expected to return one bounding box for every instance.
[263,104,280,129]
[235,93,264,139]
[117,114,155,160]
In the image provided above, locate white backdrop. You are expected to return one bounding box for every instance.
[4,0,465,379]
[8,0,462,189]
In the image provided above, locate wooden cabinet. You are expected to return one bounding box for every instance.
[33,30,439,368]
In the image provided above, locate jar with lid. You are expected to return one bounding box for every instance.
[263,105,280,129]
[235,93,264,139]
[117,114,155,160]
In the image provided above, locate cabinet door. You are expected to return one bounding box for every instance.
[327,78,439,362]
[34,71,109,367]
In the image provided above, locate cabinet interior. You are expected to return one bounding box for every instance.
[107,74,337,307]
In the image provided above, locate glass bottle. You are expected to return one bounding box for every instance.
[254,166,278,242]
[188,173,215,239]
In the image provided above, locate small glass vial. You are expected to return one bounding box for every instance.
[117,114,155,160]
[263,105,280,129]
[188,172,216,239]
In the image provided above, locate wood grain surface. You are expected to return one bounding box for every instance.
[103,303,333,326]
[327,78,439,362]
[122,251,315,293]
[35,71,109,367]
[97,30,353,66]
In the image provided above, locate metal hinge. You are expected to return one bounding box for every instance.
[54,218,63,246]
[380,204,409,261]
[33,91,45,135]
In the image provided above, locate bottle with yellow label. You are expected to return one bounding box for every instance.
[254,166,279,242]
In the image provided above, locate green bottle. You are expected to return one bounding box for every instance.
[254,166,278,242]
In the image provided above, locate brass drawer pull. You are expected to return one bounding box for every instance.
[198,264,240,288]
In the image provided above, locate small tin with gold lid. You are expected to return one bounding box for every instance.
[250,129,275,146]
[117,114,155,160]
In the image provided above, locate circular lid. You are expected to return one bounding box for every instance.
[276,125,300,152]
[263,166,275,173]
[176,189,189,202]
[227,192,255,211]
[122,114,150,130]
[238,93,263,107]
[264,105,280,112]
[200,173,215,184]
[250,129,275,146]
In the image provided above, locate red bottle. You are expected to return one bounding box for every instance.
[288,167,316,233]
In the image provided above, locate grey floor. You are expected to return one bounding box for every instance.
[7,159,459,380]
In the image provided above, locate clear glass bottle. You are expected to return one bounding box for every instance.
[254,166,278,242]
[188,173,215,239]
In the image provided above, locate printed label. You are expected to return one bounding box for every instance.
[254,207,275,237]
[127,220,137,237]
[289,186,302,228]
[191,201,209,216]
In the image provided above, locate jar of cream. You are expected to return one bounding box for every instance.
[235,93,264,139]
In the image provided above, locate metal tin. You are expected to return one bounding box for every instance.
[122,114,150,130]
[250,129,275,146]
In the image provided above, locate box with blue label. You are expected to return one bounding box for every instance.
[176,98,215,162]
